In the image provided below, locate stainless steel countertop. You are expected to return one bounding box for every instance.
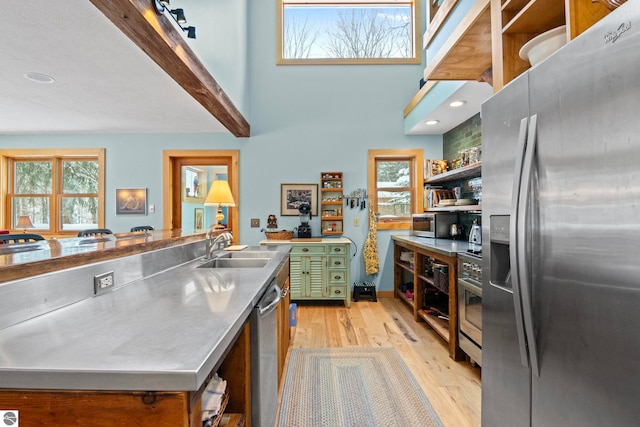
[0,245,290,392]
[391,234,472,257]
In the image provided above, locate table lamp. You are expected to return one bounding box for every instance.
[204,180,236,229]
[16,215,34,233]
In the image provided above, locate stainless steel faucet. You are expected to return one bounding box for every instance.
[205,230,233,259]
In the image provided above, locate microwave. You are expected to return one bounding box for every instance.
[412,213,457,238]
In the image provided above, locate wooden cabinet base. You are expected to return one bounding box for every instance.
[0,323,253,427]
[0,390,191,426]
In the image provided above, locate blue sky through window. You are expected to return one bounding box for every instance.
[283,5,413,59]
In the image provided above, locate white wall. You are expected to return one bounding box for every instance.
[0,0,443,290]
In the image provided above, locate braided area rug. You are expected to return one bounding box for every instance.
[277,347,444,427]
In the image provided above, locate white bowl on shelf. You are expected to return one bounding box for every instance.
[519,25,567,66]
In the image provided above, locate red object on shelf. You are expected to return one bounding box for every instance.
[0,230,9,234]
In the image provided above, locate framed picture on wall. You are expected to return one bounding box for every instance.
[194,208,204,230]
[281,183,318,216]
[116,188,147,215]
[183,167,206,203]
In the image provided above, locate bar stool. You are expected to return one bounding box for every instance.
[130,226,154,232]
[0,233,45,244]
[77,228,113,237]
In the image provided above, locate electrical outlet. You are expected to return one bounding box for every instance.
[354,217,360,226]
[251,218,260,227]
[94,271,114,295]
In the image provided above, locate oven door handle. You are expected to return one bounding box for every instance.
[458,277,482,296]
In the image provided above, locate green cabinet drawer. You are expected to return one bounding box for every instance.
[291,245,326,255]
[328,245,347,255]
[328,256,346,269]
[328,285,347,298]
[328,270,347,284]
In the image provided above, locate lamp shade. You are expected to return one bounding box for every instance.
[16,215,34,230]
[204,180,236,207]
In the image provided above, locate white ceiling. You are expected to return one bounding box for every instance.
[1,1,491,137]
[0,0,227,135]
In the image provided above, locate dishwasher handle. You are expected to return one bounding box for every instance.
[258,283,282,316]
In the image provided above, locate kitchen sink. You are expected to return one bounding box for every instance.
[197,257,270,269]
[217,251,278,259]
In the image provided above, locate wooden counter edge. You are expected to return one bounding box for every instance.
[0,232,206,285]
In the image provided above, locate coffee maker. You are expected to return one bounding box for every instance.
[297,203,312,238]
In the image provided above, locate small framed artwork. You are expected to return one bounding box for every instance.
[281,183,318,216]
[194,208,205,230]
[116,188,147,215]
[183,166,206,203]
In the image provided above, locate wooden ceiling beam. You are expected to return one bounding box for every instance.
[90,0,250,137]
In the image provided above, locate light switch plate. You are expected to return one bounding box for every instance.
[354,217,360,226]
[251,218,260,227]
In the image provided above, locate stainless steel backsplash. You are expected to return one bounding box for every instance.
[0,240,204,331]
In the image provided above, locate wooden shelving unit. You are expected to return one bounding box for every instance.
[417,310,450,341]
[491,0,611,91]
[393,240,464,361]
[320,172,344,235]
[423,0,493,81]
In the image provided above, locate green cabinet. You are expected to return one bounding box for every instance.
[261,238,351,307]
[290,253,325,299]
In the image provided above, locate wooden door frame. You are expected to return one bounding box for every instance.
[163,150,239,242]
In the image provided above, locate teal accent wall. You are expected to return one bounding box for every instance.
[0,0,441,291]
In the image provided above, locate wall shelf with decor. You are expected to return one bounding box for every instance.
[425,162,482,213]
[425,161,481,185]
[320,172,343,235]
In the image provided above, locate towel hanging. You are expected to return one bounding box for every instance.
[363,205,379,275]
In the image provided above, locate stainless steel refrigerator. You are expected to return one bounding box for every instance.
[482,2,640,426]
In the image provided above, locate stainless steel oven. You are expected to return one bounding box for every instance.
[458,251,482,365]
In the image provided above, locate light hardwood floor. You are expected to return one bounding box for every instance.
[285,297,481,427]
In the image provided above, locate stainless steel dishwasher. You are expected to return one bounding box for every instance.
[250,278,281,427]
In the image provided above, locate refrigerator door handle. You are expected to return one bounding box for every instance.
[510,117,531,368]
[518,114,540,377]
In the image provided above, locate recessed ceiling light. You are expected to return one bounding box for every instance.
[449,100,467,108]
[24,72,55,84]
[425,120,440,126]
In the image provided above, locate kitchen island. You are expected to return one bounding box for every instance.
[392,235,472,361]
[0,234,291,426]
